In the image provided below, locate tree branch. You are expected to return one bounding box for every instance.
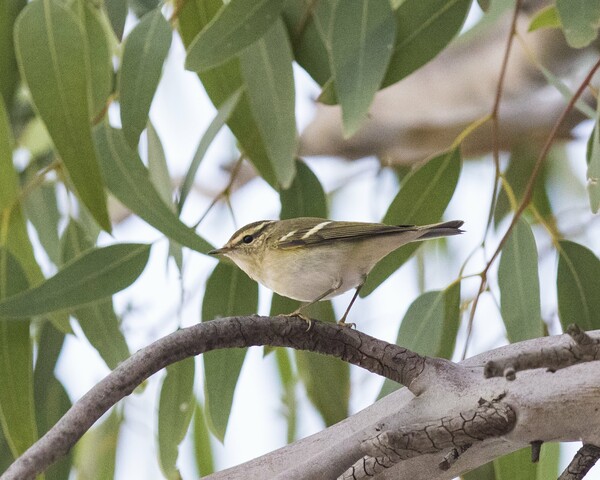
[1,315,442,480]
[558,444,600,480]
[484,324,600,380]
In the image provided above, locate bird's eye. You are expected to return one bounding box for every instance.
[242,235,254,244]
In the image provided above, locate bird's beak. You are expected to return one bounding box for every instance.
[208,246,230,256]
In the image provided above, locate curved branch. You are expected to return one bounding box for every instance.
[1,315,436,480]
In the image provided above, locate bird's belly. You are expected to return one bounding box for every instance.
[260,247,363,302]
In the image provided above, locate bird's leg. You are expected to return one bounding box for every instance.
[338,283,363,328]
[285,280,342,331]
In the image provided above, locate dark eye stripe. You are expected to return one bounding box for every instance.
[229,220,275,245]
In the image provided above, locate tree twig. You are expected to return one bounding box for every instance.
[558,444,600,480]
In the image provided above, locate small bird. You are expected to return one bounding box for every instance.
[209,218,464,326]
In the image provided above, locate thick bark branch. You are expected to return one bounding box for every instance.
[1,315,435,480]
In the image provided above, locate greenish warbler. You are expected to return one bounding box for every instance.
[209,217,464,326]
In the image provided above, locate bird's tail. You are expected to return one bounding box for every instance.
[417,220,464,240]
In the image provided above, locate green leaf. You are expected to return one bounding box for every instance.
[528,5,561,32]
[494,447,537,480]
[378,283,460,398]
[331,0,396,137]
[295,300,349,425]
[362,148,462,297]
[382,0,471,87]
[556,0,600,48]
[463,462,497,480]
[185,0,285,72]
[34,323,72,480]
[193,401,215,477]
[158,357,195,480]
[119,9,172,147]
[22,175,62,266]
[0,243,150,319]
[147,122,173,207]
[178,0,278,188]
[280,160,327,219]
[202,262,258,441]
[495,143,553,225]
[178,87,243,213]
[557,240,600,331]
[74,408,121,479]
[94,124,213,253]
[61,221,130,369]
[104,0,128,40]
[75,0,113,120]
[14,0,111,231]
[587,118,600,213]
[282,0,337,86]
[0,248,37,457]
[0,97,43,281]
[239,19,297,189]
[498,219,543,342]
[274,347,297,443]
[0,0,26,107]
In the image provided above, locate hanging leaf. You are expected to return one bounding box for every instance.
[0,243,151,319]
[104,0,127,40]
[557,240,600,331]
[378,283,460,399]
[382,0,471,87]
[202,262,258,441]
[0,0,26,106]
[498,219,543,342]
[94,124,213,253]
[556,0,600,48]
[60,221,130,370]
[158,357,195,480]
[586,120,600,213]
[528,5,561,32]
[280,160,327,219]
[193,401,215,477]
[362,148,461,297]
[119,8,172,147]
[185,0,285,72]
[0,248,37,458]
[239,19,297,189]
[14,0,111,230]
[178,87,243,213]
[178,0,278,188]
[331,0,396,137]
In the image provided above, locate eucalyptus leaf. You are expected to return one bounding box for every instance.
[178,0,278,188]
[104,0,127,40]
[0,248,37,457]
[0,0,26,106]
[239,19,297,189]
[14,0,111,230]
[498,219,543,342]
[382,0,471,87]
[587,119,600,213]
[178,87,243,213]
[60,221,130,370]
[185,0,285,72]
[0,243,151,319]
[158,357,195,480]
[202,262,258,441]
[94,124,213,253]
[193,401,215,477]
[331,0,396,136]
[494,447,537,480]
[119,9,172,147]
[378,283,460,398]
[528,5,561,32]
[557,240,600,331]
[280,160,327,219]
[556,0,600,48]
[362,148,461,297]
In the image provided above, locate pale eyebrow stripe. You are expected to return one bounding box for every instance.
[231,221,274,244]
[301,221,331,239]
